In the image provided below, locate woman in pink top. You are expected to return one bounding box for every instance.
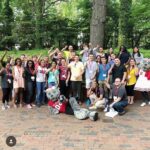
[13,58,25,108]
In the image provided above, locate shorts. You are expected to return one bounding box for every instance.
[86,79,92,89]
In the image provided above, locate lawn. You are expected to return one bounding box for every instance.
[0,48,150,58]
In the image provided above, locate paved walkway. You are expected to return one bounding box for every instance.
[0,100,150,150]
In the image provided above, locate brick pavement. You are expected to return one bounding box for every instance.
[0,100,150,150]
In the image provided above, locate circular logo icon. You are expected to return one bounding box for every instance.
[6,136,16,147]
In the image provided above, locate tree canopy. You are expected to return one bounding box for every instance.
[0,0,149,50]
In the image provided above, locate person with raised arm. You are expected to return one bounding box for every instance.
[0,62,13,110]
[108,57,127,84]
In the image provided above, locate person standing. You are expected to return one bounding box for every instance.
[24,60,36,109]
[0,62,13,110]
[132,47,144,66]
[47,61,59,88]
[126,58,139,104]
[108,57,127,84]
[118,45,131,65]
[68,55,84,103]
[98,56,111,98]
[59,58,70,98]
[95,47,108,59]
[80,44,90,63]
[36,59,47,107]
[13,58,25,108]
[107,47,114,62]
[134,64,150,106]
[84,54,98,90]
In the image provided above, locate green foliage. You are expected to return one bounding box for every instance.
[118,0,133,47]
[0,0,14,48]
[0,0,149,50]
[132,0,150,48]
[104,0,119,48]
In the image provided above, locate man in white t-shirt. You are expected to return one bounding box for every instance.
[84,54,98,89]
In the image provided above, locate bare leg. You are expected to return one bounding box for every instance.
[130,96,134,104]
[128,96,131,104]
[13,88,19,108]
[19,88,24,107]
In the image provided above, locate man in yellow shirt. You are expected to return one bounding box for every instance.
[68,55,84,103]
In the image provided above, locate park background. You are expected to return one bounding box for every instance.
[0,0,149,57]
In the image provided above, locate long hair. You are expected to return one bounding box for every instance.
[127,58,136,72]
[119,45,128,53]
[132,47,141,57]
[14,58,22,66]
[26,60,35,70]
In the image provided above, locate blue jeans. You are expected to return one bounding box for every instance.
[36,82,46,104]
[113,100,128,113]
[25,81,35,104]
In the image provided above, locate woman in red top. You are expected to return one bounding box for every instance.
[59,58,70,98]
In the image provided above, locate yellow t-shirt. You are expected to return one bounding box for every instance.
[127,68,138,85]
[63,51,70,59]
[68,61,84,81]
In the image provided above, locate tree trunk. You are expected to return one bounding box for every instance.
[135,32,142,47]
[90,0,106,47]
[35,0,43,49]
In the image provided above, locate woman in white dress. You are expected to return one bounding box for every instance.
[134,60,150,106]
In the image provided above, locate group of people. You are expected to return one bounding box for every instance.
[0,44,150,117]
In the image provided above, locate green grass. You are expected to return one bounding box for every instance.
[0,48,150,58]
[0,49,49,59]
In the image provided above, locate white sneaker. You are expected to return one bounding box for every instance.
[140,102,146,107]
[26,104,32,109]
[104,107,109,112]
[2,105,6,110]
[5,104,10,109]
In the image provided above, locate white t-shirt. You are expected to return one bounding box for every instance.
[36,66,47,82]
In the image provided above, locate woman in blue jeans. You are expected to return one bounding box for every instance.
[24,60,36,109]
[36,59,48,107]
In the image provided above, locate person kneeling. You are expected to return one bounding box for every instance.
[105,78,128,115]
[88,81,108,110]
